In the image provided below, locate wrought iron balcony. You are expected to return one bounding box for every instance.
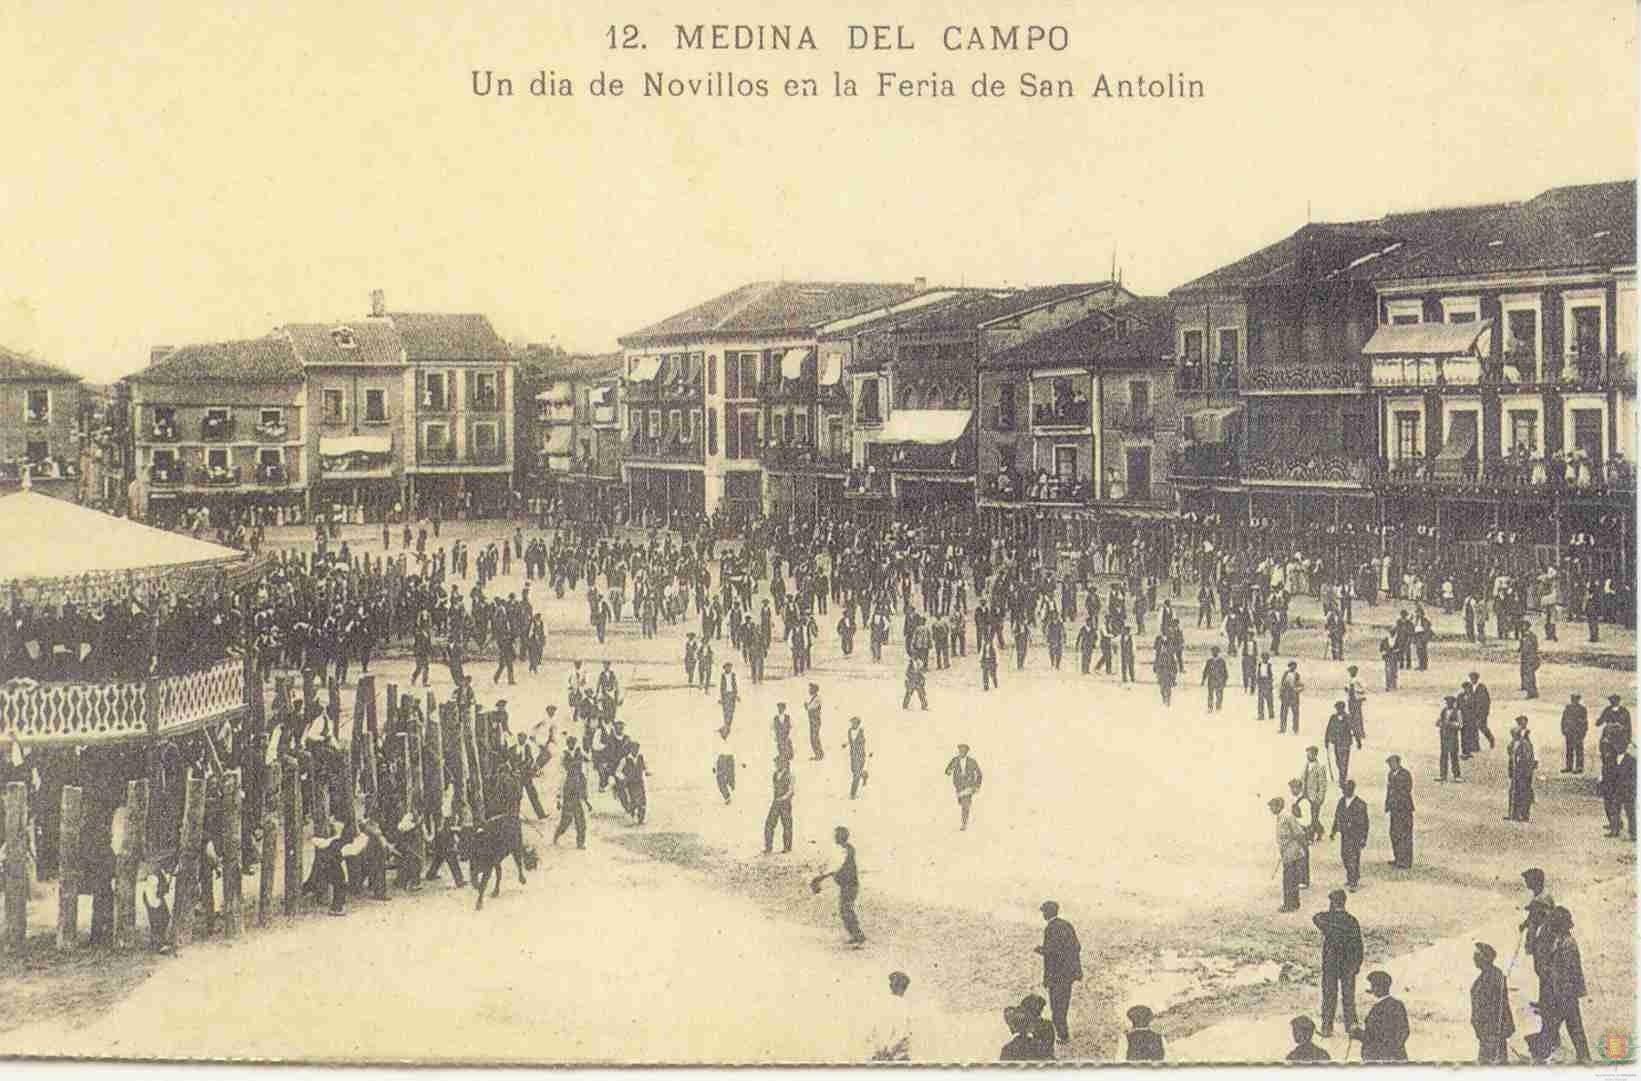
[1242,454,1372,485]
[627,433,705,463]
[1176,357,1241,393]
[148,463,185,485]
[200,416,236,441]
[761,443,850,471]
[982,472,1091,504]
[198,465,242,486]
[255,462,290,485]
[147,419,181,443]
[1373,454,1636,493]
[1107,407,1155,433]
[1032,401,1091,428]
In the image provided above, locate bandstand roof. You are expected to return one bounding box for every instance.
[0,491,247,597]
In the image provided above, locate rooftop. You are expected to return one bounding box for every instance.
[283,319,404,367]
[0,345,81,383]
[129,337,303,384]
[387,312,512,362]
[518,349,624,381]
[984,298,1175,371]
[886,282,1126,334]
[620,281,924,345]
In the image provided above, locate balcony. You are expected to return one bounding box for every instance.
[982,471,1091,504]
[1107,407,1155,433]
[255,462,291,485]
[1032,401,1091,429]
[471,392,502,413]
[1176,357,1241,393]
[761,442,850,472]
[1242,453,1373,486]
[146,418,181,443]
[420,444,457,464]
[0,658,246,748]
[845,467,889,497]
[254,420,290,442]
[1373,454,1636,494]
[198,465,242,487]
[1241,363,1363,393]
[148,463,185,486]
[469,445,506,465]
[628,433,705,463]
[1170,444,1239,482]
[1370,355,1520,388]
[1553,350,1635,390]
[626,373,703,403]
[200,416,236,442]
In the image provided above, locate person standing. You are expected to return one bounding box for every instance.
[763,760,794,854]
[1153,635,1177,706]
[1119,624,1136,684]
[1201,646,1228,713]
[1561,693,1588,773]
[1035,900,1082,1043]
[1345,665,1368,743]
[1468,672,1496,751]
[1324,701,1359,784]
[1076,618,1095,674]
[1469,941,1514,1065]
[845,717,868,799]
[1312,888,1362,1037]
[1609,743,1637,840]
[1279,661,1303,734]
[1529,907,1590,1063]
[771,702,795,763]
[1518,622,1540,699]
[810,826,865,946]
[552,736,590,849]
[1331,779,1369,890]
[805,683,825,761]
[1351,970,1409,1061]
[718,662,739,737]
[1256,652,1275,722]
[713,737,736,805]
[1437,695,1463,782]
[1301,746,1328,840]
[1385,755,1414,868]
[1506,716,1537,822]
[943,744,983,831]
[1273,796,1307,912]
[902,657,928,711]
[1379,631,1398,691]
[1285,1016,1332,1062]
[979,635,999,691]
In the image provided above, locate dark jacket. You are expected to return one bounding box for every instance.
[1039,917,1083,985]
[1332,795,1369,849]
[1358,996,1409,1061]
[1470,963,1514,1041]
[1385,766,1414,815]
[1312,909,1363,971]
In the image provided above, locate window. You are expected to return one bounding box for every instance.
[857,378,881,423]
[207,448,229,469]
[794,412,809,445]
[737,410,759,458]
[689,408,701,443]
[258,448,283,467]
[424,372,447,410]
[647,410,660,438]
[1571,306,1603,356]
[260,408,283,427]
[742,352,760,396]
[1441,297,1480,324]
[1054,445,1079,481]
[474,422,498,455]
[1216,328,1239,364]
[152,449,176,468]
[997,443,1016,472]
[1341,407,1368,456]
[425,422,449,450]
[206,407,229,424]
[1386,299,1423,326]
[1129,380,1150,421]
[1394,412,1421,459]
[708,408,718,455]
[669,409,683,440]
[708,355,718,395]
[827,416,844,458]
[25,389,49,423]
[1180,329,1204,363]
[364,389,386,422]
[323,389,346,422]
[24,440,48,462]
[474,372,499,411]
[996,383,1017,430]
[1505,306,1540,363]
[725,355,740,399]
[1507,410,1538,454]
[1126,446,1152,502]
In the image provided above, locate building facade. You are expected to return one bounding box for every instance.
[517,349,626,524]
[0,345,83,500]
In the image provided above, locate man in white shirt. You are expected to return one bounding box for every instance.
[868,971,916,1061]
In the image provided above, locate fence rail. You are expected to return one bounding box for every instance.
[0,659,246,746]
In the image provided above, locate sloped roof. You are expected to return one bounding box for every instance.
[620,281,922,344]
[387,312,511,361]
[1367,180,1636,281]
[0,490,244,584]
[129,337,302,384]
[0,345,81,383]
[518,350,623,381]
[984,298,1174,371]
[887,282,1123,334]
[283,320,403,367]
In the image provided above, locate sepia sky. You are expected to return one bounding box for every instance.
[1,0,1635,383]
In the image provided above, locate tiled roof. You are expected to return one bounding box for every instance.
[1366,180,1636,281]
[887,282,1123,334]
[519,350,624,381]
[0,345,81,383]
[283,319,403,367]
[620,281,922,344]
[984,298,1174,371]
[129,337,302,383]
[387,312,512,362]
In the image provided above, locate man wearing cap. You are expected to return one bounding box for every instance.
[1560,693,1587,773]
[1272,797,1307,912]
[1201,645,1228,712]
[1255,652,1275,721]
[1466,672,1496,752]
[1345,665,1367,742]
[1436,695,1463,782]
[1518,622,1540,699]
[1470,941,1514,1064]
[1312,888,1362,1036]
[1301,747,1329,841]
[1384,755,1414,868]
[552,735,590,849]
[1331,779,1369,889]
[810,825,864,945]
[1278,660,1303,734]
[763,760,794,854]
[1035,900,1082,1042]
[869,971,914,1061]
[944,744,983,831]
[1285,1016,1331,1062]
[718,662,739,737]
[1324,702,1358,785]
[1124,1005,1164,1061]
[1506,716,1537,821]
[1597,695,1632,833]
[1350,970,1408,1061]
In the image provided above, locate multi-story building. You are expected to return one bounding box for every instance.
[517,350,625,524]
[851,281,1136,522]
[1361,179,1636,581]
[977,298,1178,553]
[75,382,129,510]
[128,338,307,526]
[617,281,925,525]
[282,316,406,523]
[0,345,83,500]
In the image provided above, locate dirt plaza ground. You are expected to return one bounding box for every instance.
[2,520,1634,1064]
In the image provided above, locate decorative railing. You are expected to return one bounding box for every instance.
[1106,407,1155,433]
[255,463,290,485]
[983,473,1092,504]
[1243,454,1373,485]
[255,422,289,441]
[419,444,457,463]
[1374,456,1637,493]
[1176,359,1240,393]
[0,659,245,746]
[1169,445,1239,480]
[146,421,181,443]
[845,469,889,496]
[1033,401,1091,427]
[1242,364,1364,391]
[761,444,850,470]
[628,435,705,463]
[199,465,242,486]
[201,416,237,441]
[1552,351,1636,389]
[148,464,185,485]
[469,446,507,465]
[625,378,703,402]
[1370,357,1520,388]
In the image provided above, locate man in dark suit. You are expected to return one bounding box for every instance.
[718,662,739,737]
[1035,900,1082,1043]
[1561,693,1588,773]
[1385,755,1414,868]
[1470,941,1514,1064]
[1312,888,1362,1036]
[1331,779,1369,889]
[943,744,983,830]
[1350,970,1409,1061]
[1201,646,1228,712]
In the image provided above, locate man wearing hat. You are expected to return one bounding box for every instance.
[1469,941,1514,1064]
[1560,693,1587,773]
[1506,716,1537,822]
[1331,780,1369,889]
[944,743,983,830]
[718,662,739,736]
[1124,1005,1164,1061]
[1384,755,1414,868]
[1278,660,1303,734]
[1285,1016,1331,1062]
[1272,797,1307,912]
[1345,664,1367,742]
[1034,900,1082,1042]
[1350,970,1408,1061]
[1312,888,1362,1036]
[1436,695,1463,782]
[1301,746,1329,840]
[1323,703,1357,785]
[1597,695,1632,833]
[1518,621,1540,699]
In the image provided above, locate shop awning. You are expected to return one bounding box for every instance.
[870,409,973,445]
[628,355,662,382]
[590,384,614,405]
[819,351,844,387]
[543,427,574,454]
[1362,319,1492,357]
[536,385,573,404]
[780,348,811,381]
[1436,411,1478,460]
[319,434,392,456]
[1185,406,1244,444]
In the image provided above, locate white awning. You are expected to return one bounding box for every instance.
[869,409,973,445]
[628,355,662,381]
[536,385,573,404]
[590,384,614,405]
[543,427,574,454]
[819,351,844,387]
[780,348,810,380]
[320,434,392,456]
[1184,406,1244,445]
[1361,319,1492,357]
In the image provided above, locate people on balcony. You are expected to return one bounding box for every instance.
[993,464,1019,500]
[151,414,178,441]
[1,590,241,684]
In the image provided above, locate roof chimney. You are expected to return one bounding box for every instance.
[370,289,386,318]
[913,276,928,293]
[149,345,173,367]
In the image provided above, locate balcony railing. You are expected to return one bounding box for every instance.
[147,420,181,443]
[420,444,456,463]
[148,464,185,485]
[0,659,248,748]
[1374,455,1637,493]
[628,434,705,463]
[255,421,289,442]
[1370,356,1520,388]
[1169,445,1239,481]
[1242,454,1373,485]
[845,468,889,496]
[626,376,703,402]
[1554,350,1635,389]
[199,465,242,486]
[1032,401,1091,427]
[255,462,290,485]
[200,416,236,441]
[1177,358,1241,393]
[983,472,1092,504]
[761,443,851,470]
[469,446,506,465]
[1241,364,1364,392]
[1107,407,1155,433]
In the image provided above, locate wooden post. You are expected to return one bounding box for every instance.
[327,677,342,735]
[3,782,26,952]
[361,674,379,739]
[441,703,466,825]
[385,683,399,739]
[257,810,277,927]
[341,735,359,835]
[56,786,83,950]
[114,779,149,950]
[425,695,445,820]
[462,707,485,821]
[281,759,302,916]
[222,770,243,939]
[402,732,425,874]
[171,772,206,949]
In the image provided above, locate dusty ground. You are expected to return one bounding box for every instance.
[1,520,1634,1064]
